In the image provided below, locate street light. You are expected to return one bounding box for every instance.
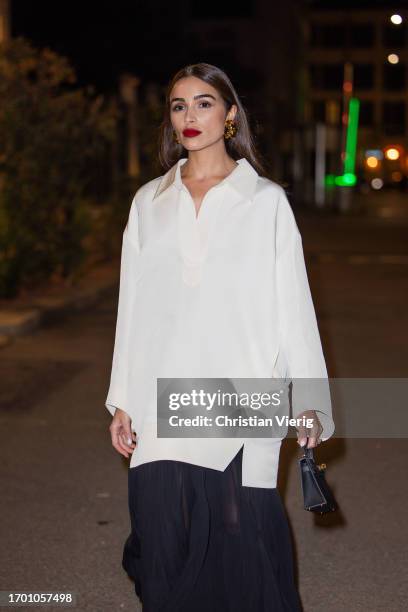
[390,15,403,25]
[384,147,400,161]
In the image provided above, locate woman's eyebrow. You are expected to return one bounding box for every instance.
[170,93,217,104]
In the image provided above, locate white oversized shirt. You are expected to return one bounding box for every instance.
[105,157,335,488]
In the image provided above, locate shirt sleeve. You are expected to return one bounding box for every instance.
[105,192,141,419]
[275,187,335,441]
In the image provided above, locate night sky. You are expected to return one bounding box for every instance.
[10,0,408,93]
[11,1,158,91]
[10,0,254,92]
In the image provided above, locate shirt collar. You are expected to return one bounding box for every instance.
[153,157,259,201]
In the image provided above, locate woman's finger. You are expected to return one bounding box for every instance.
[307,435,318,448]
[120,431,136,452]
[110,421,132,457]
[121,425,136,449]
[306,421,321,447]
[297,424,308,446]
[111,432,130,458]
[116,430,134,455]
[297,411,323,448]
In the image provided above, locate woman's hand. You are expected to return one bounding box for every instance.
[296,410,323,449]
[109,408,137,458]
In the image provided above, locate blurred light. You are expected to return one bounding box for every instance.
[388,54,399,64]
[326,100,340,124]
[343,81,353,93]
[390,14,402,25]
[385,147,400,160]
[378,209,394,218]
[335,173,357,186]
[366,156,379,169]
[365,149,383,160]
[324,174,336,187]
[371,178,383,190]
[391,171,402,182]
[343,173,357,185]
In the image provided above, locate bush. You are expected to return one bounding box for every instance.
[0,37,118,298]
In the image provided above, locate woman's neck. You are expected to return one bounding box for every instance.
[181,149,237,182]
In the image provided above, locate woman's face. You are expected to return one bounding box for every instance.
[169,76,237,151]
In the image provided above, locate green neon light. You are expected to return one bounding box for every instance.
[344,98,360,175]
[324,98,360,189]
[325,174,336,186]
[334,173,357,186]
[325,173,357,187]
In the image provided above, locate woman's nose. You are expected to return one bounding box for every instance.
[185,107,197,122]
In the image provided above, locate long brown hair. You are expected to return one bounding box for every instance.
[158,63,270,178]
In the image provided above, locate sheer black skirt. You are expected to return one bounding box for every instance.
[122,445,302,612]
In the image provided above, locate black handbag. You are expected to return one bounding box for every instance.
[299,445,338,514]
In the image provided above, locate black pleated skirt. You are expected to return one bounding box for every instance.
[122,445,302,612]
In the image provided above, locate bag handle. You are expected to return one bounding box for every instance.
[300,444,327,473]
[300,444,314,460]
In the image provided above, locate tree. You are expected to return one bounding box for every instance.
[0,37,118,297]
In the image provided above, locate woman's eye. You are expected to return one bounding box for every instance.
[171,101,212,112]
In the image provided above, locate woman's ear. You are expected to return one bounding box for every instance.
[227,104,238,122]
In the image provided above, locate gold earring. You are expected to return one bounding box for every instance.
[224,118,237,140]
[172,130,180,144]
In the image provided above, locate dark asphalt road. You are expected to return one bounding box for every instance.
[1,211,408,611]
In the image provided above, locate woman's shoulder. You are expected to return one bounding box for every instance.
[255,175,288,200]
[132,176,163,206]
[253,176,295,217]
[253,176,299,236]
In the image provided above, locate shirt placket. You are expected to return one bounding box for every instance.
[177,185,223,287]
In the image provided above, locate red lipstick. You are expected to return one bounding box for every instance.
[182,128,202,137]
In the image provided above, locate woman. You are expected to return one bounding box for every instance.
[105,63,334,611]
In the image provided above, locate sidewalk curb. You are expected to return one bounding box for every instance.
[0,262,119,344]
